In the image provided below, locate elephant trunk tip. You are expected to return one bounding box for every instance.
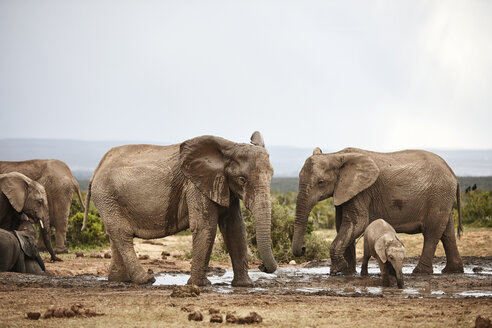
[259,262,277,274]
[292,246,306,258]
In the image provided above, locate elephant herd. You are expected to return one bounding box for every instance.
[0,131,464,289]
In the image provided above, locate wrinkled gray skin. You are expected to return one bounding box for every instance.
[0,218,47,274]
[292,147,463,275]
[0,172,60,262]
[361,219,405,288]
[0,159,85,254]
[84,132,277,285]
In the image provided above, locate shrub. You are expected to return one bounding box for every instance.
[460,190,492,227]
[66,212,109,249]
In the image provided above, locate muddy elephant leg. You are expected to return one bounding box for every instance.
[187,191,219,286]
[441,215,464,273]
[361,240,370,276]
[108,241,130,282]
[53,201,70,254]
[218,199,252,287]
[412,234,439,274]
[106,217,154,284]
[381,261,391,287]
[344,241,356,275]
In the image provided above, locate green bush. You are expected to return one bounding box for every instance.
[66,212,109,249]
[460,190,492,227]
[242,195,330,264]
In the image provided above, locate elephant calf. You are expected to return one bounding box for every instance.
[361,219,405,288]
[0,227,47,274]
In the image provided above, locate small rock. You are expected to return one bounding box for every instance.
[476,315,492,328]
[104,252,112,259]
[161,251,171,256]
[238,312,263,324]
[75,251,84,258]
[289,260,296,265]
[138,254,150,260]
[180,306,192,312]
[26,312,41,320]
[53,308,65,318]
[188,311,203,321]
[209,308,220,314]
[90,253,103,258]
[226,313,238,323]
[210,314,223,323]
[473,267,484,273]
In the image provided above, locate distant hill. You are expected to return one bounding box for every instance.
[1,138,491,179]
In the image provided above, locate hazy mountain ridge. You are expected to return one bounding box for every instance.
[1,139,491,179]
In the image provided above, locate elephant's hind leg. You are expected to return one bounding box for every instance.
[441,215,464,273]
[106,218,155,285]
[53,199,70,254]
[108,241,130,282]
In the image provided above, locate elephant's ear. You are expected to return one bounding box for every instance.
[374,236,387,263]
[14,231,37,259]
[250,131,265,148]
[180,136,233,207]
[0,173,28,213]
[333,153,379,206]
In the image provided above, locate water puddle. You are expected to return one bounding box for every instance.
[151,262,492,299]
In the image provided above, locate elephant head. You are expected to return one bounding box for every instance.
[376,235,405,288]
[14,230,46,272]
[0,172,59,262]
[180,131,277,273]
[292,148,380,257]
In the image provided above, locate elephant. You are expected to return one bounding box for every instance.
[83,132,277,285]
[0,217,47,274]
[292,147,464,275]
[0,159,85,253]
[0,172,60,262]
[361,219,405,288]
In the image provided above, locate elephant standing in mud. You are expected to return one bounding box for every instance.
[0,160,85,253]
[0,172,60,262]
[84,132,277,285]
[292,147,463,275]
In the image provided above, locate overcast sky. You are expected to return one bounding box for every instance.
[1,1,491,151]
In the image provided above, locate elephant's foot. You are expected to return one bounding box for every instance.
[382,276,390,287]
[360,267,369,276]
[231,276,254,287]
[55,246,68,254]
[132,269,156,285]
[108,269,131,283]
[330,258,348,276]
[187,276,211,286]
[412,263,433,274]
[442,262,464,274]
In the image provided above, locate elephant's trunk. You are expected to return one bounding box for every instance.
[395,265,404,289]
[39,216,60,262]
[292,186,312,257]
[250,190,277,273]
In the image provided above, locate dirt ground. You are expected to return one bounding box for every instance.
[1,229,491,327]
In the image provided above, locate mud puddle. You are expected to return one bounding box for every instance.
[152,258,492,299]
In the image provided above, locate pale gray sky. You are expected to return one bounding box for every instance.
[1,1,491,150]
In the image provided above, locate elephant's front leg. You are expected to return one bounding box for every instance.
[218,199,253,287]
[187,191,219,286]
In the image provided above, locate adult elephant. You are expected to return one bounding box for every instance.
[0,172,60,262]
[0,218,47,274]
[0,159,85,253]
[292,147,463,275]
[83,132,277,285]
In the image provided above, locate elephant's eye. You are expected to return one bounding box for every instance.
[318,180,325,186]
[389,255,394,260]
[238,177,247,185]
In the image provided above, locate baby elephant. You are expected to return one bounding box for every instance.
[361,219,406,288]
[0,227,47,274]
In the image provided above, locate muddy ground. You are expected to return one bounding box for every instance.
[1,234,491,327]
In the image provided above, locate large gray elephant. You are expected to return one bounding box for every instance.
[0,172,60,262]
[83,132,277,285]
[0,218,47,274]
[292,147,463,275]
[0,159,85,253]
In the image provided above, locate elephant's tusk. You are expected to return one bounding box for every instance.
[39,221,44,229]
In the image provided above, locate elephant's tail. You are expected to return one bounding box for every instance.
[72,177,86,213]
[81,179,92,231]
[456,182,463,239]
